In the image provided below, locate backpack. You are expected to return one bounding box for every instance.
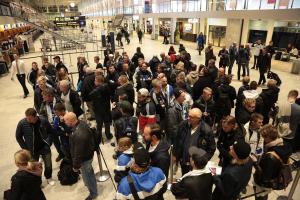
[267,151,293,190]
[57,159,79,185]
[120,117,138,142]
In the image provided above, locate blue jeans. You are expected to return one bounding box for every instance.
[81,159,98,198]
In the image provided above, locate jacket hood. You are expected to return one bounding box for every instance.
[266,138,292,163]
[129,167,166,193]
[18,162,43,177]
[189,71,199,79]
[243,90,259,99]
[261,87,280,98]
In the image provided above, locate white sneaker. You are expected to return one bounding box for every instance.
[46,178,55,186]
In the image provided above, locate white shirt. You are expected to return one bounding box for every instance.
[61,90,73,112]
[11,59,26,78]
[148,142,159,153]
[253,44,264,56]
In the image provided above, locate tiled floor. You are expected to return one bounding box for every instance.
[0,29,300,200]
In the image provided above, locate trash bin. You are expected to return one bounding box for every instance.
[291,60,300,75]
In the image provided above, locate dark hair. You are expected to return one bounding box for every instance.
[288,90,298,99]
[249,81,258,90]
[42,88,54,97]
[192,154,208,169]
[146,123,162,140]
[250,113,263,122]
[25,108,37,117]
[94,56,100,61]
[54,103,66,112]
[260,124,278,141]
[202,67,210,76]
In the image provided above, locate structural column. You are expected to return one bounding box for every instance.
[170,17,177,44]
[151,17,159,40]
[241,18,250,45]
[266,20,275,44]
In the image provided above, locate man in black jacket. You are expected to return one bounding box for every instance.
[193,87,215,127]
[114,75,135,105]
[16,108,55,185]
[213,140,253,200]
[171,147,213,200]
[257,48,270,85]
[174,108,216,175]
[81,69,103,120]
[89,74,113,141]
[59,80,83,117]
[64,112,98,200]
[53,56,68,73]
[41,57,56,81]
[143,123,170,178]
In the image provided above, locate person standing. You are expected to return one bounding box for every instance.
[174,108,216,175]
[171,147,213,200]
[205,44,215,67]
[89,74,113,141]
[266,41,275,70]
[64,112,98,200]
[218,46,229,69]
[10,54,29,98]
[94,56,103,69]
[228,42,238,75]
[252,40,264,70]
[257,48,270,85]
[137,29,143,44]
[53,56,68,73]
[237,45,247,81]
[197,32,205,55]
[27,61,39,90]
[5,150,46,200]
[16,108,55,185]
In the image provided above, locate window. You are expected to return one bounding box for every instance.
[247,0,260,10]
[260,0,276,9]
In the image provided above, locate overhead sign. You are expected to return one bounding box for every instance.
[54,16,86,27]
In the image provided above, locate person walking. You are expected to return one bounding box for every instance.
[10,54,29,98]
[257,48,270,85]
[197,32,205,55]
[228,42,238,75]
[138,29,143,44]
[64,112,98,200]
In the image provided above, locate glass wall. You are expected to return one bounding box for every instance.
[79,0,299,17]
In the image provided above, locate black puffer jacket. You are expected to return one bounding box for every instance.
[70,120,95,169]
[217,128,244,168]
[215,84,236,119]
[8,170,46,200]
[254,139,292,188]
[260,87,280,123]
[147,139,170,178]
[192,75,213,101]
[171,170,213,200]
[80,72,95,102]
[16,117,52,154]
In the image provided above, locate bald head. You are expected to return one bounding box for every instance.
[64,112,78,127]
[218,68,225,77]
[59,80,70,94]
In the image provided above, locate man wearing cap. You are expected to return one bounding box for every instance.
[136,88,156,133]
[171,147,213,200]
[53,56,68,73]
[116,143,167,200]
[212,140,253,200]
[174,108,216,175]
[166,88,186,144]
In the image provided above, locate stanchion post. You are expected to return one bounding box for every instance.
[95,148,110,182]
[168,145,174,190]
[288,168,300,200]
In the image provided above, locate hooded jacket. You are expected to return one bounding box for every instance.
[8,165,46,200]
[186,71,199,87]
[147,139,170,178]
[171,168,213,200]
[116,167,167,200]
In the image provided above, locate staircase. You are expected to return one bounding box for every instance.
[9,1,85,49]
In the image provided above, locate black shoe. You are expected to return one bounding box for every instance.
[23,94,28,98]
[106,134,113,140]
[55,154,64,162]
[111,142,115,147]
[85,195,97,200]
[251,67,255,69]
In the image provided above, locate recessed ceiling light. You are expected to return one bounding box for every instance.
[70,2,75,7]
[65,8,69,12]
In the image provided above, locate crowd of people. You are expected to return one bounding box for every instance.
[5,35,300,200]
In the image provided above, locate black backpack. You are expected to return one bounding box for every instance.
[57,159,79,185]
[120,117,138,143]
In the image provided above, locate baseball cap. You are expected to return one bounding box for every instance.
[233,140,251,160]
[138,88,149,97]
[133,142,150,168]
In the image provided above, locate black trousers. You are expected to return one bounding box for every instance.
[258,70,266,85]
[237,63,246,80]
[253,55,258,69]
[95,114,111,141]
[49,134,64,156]
[163,36,168,44]
[16,74,29,96]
